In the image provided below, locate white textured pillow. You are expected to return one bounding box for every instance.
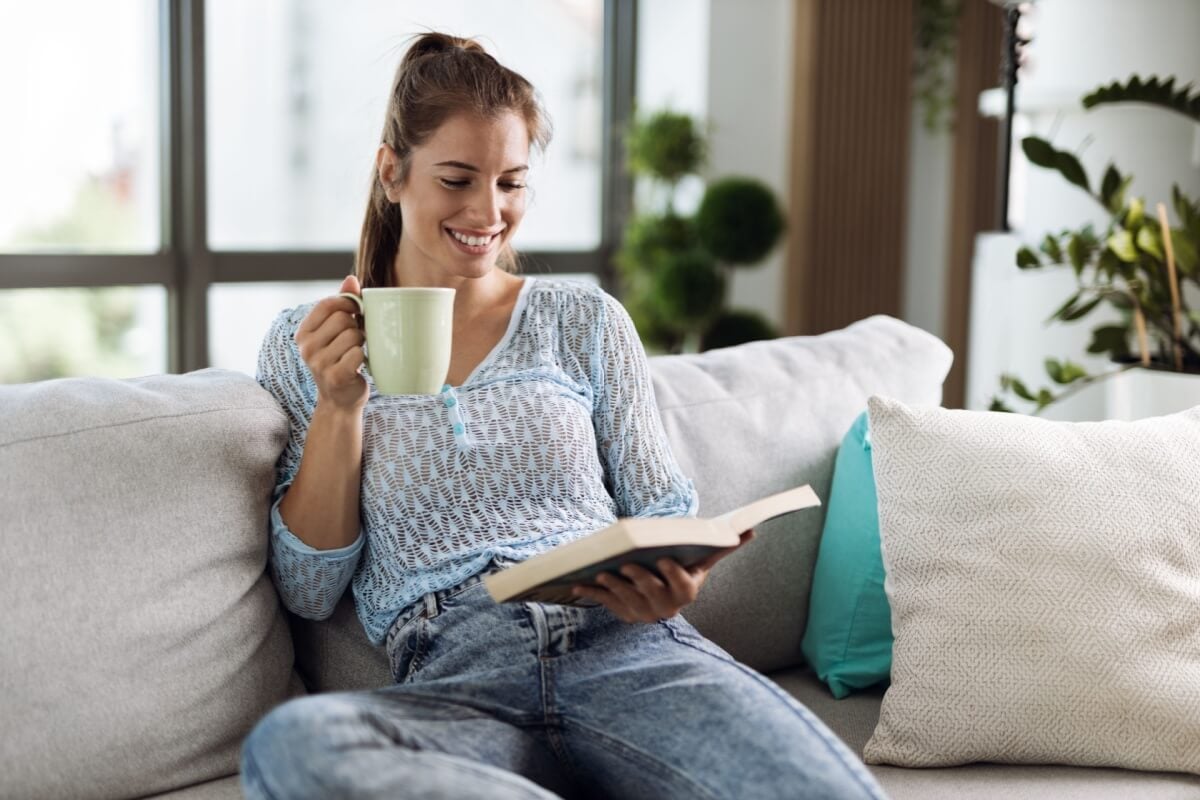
[863,396,1200,775]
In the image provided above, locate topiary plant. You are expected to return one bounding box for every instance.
[617,109,785,354]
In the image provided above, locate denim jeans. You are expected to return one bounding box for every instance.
[240,560,889,800]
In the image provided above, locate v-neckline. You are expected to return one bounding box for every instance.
[448,276,535,391]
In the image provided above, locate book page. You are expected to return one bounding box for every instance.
[709,485,820,536]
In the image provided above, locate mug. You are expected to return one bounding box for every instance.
[338,287,455,395]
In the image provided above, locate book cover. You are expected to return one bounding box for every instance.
[483,485,821,605]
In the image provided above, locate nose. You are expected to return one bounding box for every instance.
[467,184,503,229]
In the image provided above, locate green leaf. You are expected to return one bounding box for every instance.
[1173,184,1200,231]
[1099,165,1126,213]
[1040,234,1063,263]
[1087,324,1131,357]
[1044,358,1064,383]
[1066,233,1091,274]
[1021,136,1057,169]
[1021,136,1090,193]
[1054,151,1090,193]
[1170,229,1199,275]
[1135,225,1164,260]
[1044,359,1089,386]
[1046,289,1083,323]
[1126,196,1145,228]
[1009,377,1036,402]
[1097,248,1122,280]
[989,397,1015,413]
[1035,388,1056,410]
[1060,294,1103,322]
[1108,230,1138,262]
[1017,246,1042,269]
[1083,74,1200,124]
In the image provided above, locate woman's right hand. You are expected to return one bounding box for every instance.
[295,275,369,412]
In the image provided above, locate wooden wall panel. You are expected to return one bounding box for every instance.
[786,0,915,336]
[943,3,1004,408]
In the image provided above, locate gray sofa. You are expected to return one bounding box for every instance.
[3,314,1198,800]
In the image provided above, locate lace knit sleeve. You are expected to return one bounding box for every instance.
[590,290,699,520]
[256,308,364,620]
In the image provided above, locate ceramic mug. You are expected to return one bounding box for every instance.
[338,287,455,395]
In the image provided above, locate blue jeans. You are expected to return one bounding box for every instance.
[240,562,889,799]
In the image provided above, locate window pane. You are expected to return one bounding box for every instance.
[0,2,160,253]
[209,281,339,378]
[206,0,603,252]
[0,287,167,383]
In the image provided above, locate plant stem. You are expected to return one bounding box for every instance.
[1033,363,1138,416]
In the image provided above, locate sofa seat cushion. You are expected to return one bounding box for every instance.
[768,667,1200,799]
[0,369,299,800]
[139,775,243,800]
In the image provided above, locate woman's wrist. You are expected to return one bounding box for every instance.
[313,394,367,423]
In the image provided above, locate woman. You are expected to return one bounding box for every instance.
[241,32,888,800]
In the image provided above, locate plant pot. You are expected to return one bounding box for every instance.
[1104,365,1200,421]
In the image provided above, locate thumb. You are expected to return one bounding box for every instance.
[339,274,361,296]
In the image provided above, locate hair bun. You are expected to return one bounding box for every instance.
[406,32,486,62]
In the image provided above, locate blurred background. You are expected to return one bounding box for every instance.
[2,0,1198,419]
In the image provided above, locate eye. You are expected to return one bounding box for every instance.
[501,182,526,192]
[439,179,469,189]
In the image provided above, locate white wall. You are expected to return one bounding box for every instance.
[703,0,794,331]
[904,114,953,340]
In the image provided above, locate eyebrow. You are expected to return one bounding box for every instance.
[434,160,529,174]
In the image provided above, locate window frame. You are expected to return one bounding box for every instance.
[0,0,637,373]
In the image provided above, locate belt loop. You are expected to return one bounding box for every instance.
[424,591,439,619]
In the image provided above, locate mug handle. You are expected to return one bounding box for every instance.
[338,291,369,372]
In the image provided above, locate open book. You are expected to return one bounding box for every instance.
[482,485,821,605]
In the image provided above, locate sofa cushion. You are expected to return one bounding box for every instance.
[0,369,299,800]
[652,315,952,672]
[862,397,1200,775]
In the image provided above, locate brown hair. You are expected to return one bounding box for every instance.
[355,32,553,288]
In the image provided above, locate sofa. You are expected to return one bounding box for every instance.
[3,314,1198,800]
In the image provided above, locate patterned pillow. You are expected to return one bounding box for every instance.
[863,396,1200,775]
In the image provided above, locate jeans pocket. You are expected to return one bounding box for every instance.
[387,611,430,684]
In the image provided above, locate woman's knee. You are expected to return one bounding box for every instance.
[241,694,361,772]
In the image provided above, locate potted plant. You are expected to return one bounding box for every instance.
[991,75,1200,415]
[616,110,784,354]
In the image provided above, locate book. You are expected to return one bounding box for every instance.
[482,484,821,606]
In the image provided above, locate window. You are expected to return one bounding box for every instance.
[0,0,634,382]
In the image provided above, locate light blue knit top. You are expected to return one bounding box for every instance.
[256,276,699,646]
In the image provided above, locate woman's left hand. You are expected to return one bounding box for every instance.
[571,528,755,623]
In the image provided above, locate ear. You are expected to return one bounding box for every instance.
[375,143,404,203]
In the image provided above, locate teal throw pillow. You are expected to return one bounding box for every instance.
[801,410,892,698]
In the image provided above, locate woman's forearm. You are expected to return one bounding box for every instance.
[278,402,364,550]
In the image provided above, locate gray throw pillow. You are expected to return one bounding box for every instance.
[653,315,952,672]
[0,369,299,800]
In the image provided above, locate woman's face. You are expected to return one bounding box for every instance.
[385,111,530,282]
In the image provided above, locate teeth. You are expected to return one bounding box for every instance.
[450,229,494,247]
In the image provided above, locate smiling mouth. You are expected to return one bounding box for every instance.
[445,227,502,254]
